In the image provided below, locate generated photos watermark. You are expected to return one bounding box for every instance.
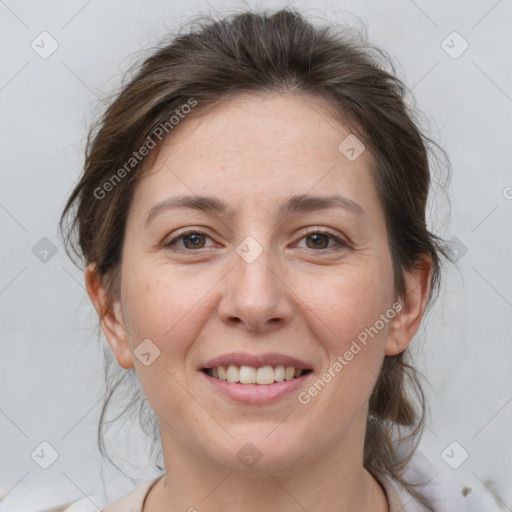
[298,301,403,404]
[94,97,198,200]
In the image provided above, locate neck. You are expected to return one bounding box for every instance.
[145,433,389,512]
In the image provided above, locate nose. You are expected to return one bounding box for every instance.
[217,248,294,333]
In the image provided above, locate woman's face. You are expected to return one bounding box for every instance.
[95,93,412,474]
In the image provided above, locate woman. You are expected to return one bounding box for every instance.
[59,8,481,512]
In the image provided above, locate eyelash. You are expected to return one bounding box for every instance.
[163,227,349,253]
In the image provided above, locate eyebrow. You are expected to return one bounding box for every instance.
[144,193,366,227]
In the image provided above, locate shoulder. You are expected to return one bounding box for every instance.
[60,476,162,512]
[375,450,504,512]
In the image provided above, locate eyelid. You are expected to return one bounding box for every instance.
[294,226,349,249]
[163,227,217,249]
[163,226,349,254]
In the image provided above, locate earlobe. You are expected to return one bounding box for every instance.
[84,263,134,369]
[385,256,432,356]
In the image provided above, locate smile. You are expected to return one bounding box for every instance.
[203,364,312,384]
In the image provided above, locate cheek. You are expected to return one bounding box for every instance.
[295,263,394,349]
[293,269,394,425]
[121,264,210,364]
[119,266,210,419]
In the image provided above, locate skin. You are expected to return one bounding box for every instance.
[86,92,431,511]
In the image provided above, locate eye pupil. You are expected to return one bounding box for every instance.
[184,233,205,249]
[306,233,329,249]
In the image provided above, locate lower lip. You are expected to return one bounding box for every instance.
[201,371,312,405]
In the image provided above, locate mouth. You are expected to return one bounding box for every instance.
[202,365,313,384]
[199,352,314,404]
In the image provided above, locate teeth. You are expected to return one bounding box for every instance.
[206,364,308,384]
[239,365,256,384]
[284,366,295,381]
[274,365,285,382]
[226,365,239,383]
[218,366,227,380]
[256,366,275,385]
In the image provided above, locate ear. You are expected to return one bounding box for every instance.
[85,263,134,369]
[385,255,432,356]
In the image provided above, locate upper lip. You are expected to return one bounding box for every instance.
[201,352,312,370]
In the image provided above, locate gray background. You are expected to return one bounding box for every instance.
[1,0,511,510]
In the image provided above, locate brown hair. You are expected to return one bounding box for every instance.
[60,7,451,505]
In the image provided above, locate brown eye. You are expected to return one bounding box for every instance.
[182,233,206,249]
[305,233,330,249]
[297,230,346,251]
[164,230,215,252]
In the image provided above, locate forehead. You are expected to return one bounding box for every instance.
[158,92,359,163]
[130,92,381,221]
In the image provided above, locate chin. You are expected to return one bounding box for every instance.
[202,434,309,475]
